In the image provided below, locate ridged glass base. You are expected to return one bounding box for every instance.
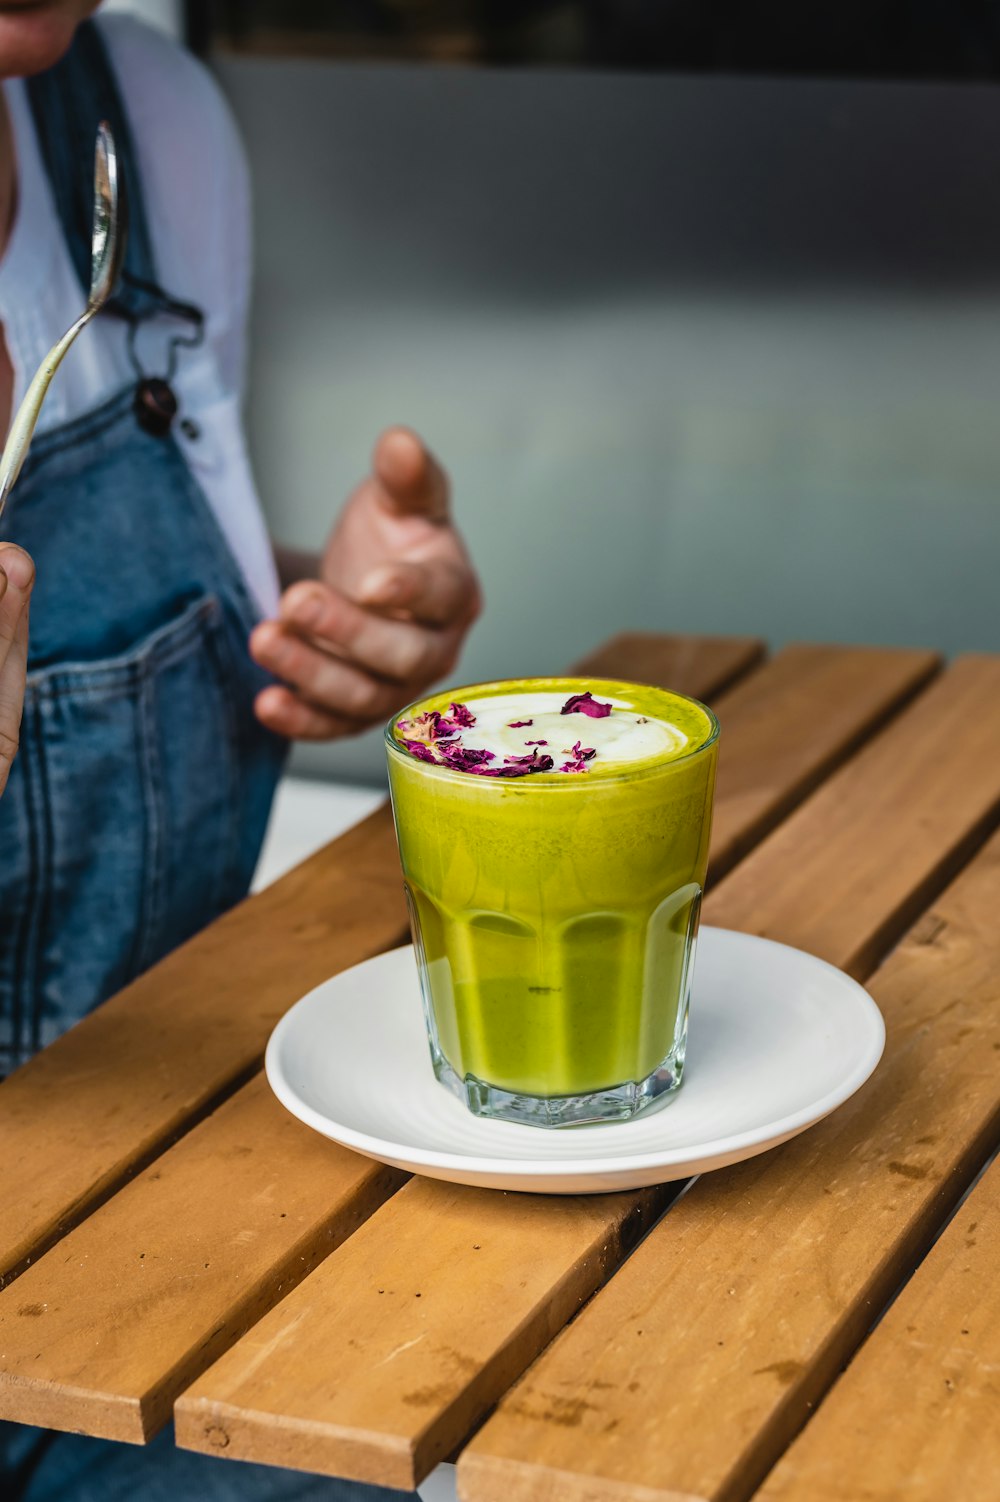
[432,1045,686,1128]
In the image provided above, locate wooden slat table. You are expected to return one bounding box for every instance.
[2,632,999,1502]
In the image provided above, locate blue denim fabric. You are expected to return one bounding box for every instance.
[0,387,287,1067]
[1,1423,414,1502]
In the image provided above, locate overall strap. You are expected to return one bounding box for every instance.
[25,19,161,322]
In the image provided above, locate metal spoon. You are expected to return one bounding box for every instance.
[0,120,124,520]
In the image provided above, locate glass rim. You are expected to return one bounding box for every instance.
[383,675,720,787]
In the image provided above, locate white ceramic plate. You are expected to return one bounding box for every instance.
[265,929,884,1194]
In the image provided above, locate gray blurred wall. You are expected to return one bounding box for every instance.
[214,57,1000,784]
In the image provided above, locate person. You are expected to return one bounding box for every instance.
[0,2,479,1497]
[0,2,480,1069]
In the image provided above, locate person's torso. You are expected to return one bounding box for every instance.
[0,20,286,1074]
[0,13,280,618]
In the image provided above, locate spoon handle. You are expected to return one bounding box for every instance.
[0,310,94,521]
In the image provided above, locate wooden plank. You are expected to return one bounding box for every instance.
[704,653,1000,979]
[173,657,995,1491]
[0,806,409,1290]
[0,1074,405,1442]
[0,635,762,1291]
[573,633,765,700]
[707,643,937,880]
[459,681,1000,1502]
[583,638,939,881]
[176,1182,672,1489]
[756,1156,1000,1502]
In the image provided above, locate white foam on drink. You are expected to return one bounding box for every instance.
[457,691,686,769]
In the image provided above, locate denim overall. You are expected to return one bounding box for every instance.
[0,24,286,1076]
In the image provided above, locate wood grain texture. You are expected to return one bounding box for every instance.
[0,638,957,1467]
[704,654,1000,978]
[173,657,989,1491]
[707,644,938,880]
[572,634,765,699]
[0,806,409,1290]
[0,1074,405,1442]
[175,1181,671,1489]
[0,635,763,1293]
[756,1158,1000,1502]
[459,796,1000,1502]
[0,633,770,1446]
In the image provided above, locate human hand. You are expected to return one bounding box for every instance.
[0,545,33,797]
[251,428,481,740]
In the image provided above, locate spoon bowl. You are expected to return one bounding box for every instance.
[89,121,123,311]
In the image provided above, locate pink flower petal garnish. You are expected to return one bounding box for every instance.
[440,744,496,771]
[399,709,455,742]
[497,751,554,777]
[508,719,533,728]
[560,691,612,719]
[399,706,559,776]
[402,739,442,764]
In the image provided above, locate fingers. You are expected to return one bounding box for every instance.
[271,580,463,684]
[249,572,470,737]
[357,556,481,629]
[0,545,34,797]
[251,612,457,728]
[253,686,360,742]
[0,545,34,643]
[372,427,450,522]
[251,618,399,722]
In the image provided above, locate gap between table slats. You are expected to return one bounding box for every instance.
[458,662,1000,1502]
[169,656,1000,1491]
[0,640,934,1447]
[0,633,767,1292]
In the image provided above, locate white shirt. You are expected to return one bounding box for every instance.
[0,13,280,617]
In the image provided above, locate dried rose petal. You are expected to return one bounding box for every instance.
[402,739,442,764]
[399,707,559,776]
[440,743,496,771]
[399,709,451,742]
[498,752,554,777]
[508,718,533,728]
[566,740,597,761]
[560,691,612,719]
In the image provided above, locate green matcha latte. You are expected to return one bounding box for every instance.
[385,677,719,1128]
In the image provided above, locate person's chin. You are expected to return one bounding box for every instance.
[0,4,86,79]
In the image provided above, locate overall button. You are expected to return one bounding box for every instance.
[134,377,178,438]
